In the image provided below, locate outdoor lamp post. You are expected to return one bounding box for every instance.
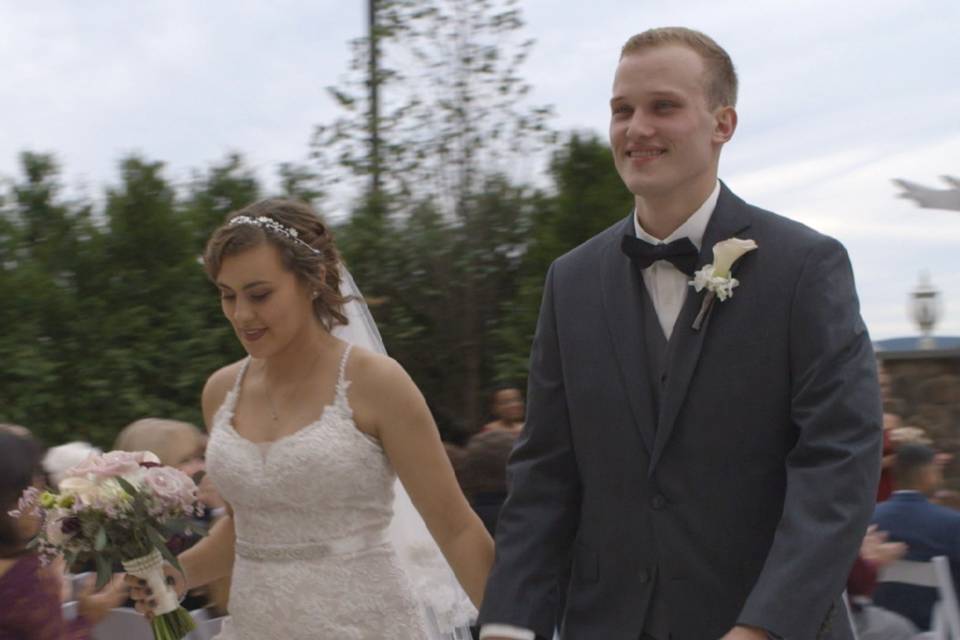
[910,271,942,349]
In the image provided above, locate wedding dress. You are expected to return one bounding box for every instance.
[205,345,438,639]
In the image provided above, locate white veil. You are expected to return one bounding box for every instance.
[332,265,477,640]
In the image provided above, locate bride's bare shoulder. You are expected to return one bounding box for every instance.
[201,359,247,430]
[344,346,409,389]
[346,346,404,384]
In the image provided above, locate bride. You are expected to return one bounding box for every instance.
[127,198,494,639]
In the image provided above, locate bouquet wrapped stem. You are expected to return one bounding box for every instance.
[122,549,195,640]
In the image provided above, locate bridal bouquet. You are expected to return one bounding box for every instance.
[13,450,204,640]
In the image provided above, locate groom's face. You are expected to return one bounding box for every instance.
[609,44,735,202]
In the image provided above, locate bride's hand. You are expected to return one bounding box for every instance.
[124,564,187,620]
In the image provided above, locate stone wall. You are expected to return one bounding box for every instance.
[879,350,960,486]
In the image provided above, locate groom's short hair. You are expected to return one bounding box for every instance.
[620,27,738,109]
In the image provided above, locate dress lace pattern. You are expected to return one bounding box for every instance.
[205,345,432,639]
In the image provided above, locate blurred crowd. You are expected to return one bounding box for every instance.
[846,363,960,640]
[4,365,960,639]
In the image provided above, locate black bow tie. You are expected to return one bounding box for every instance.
[621,235,699,277]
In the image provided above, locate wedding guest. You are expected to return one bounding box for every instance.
[461,430,517,535]
[42,442,102,489]
[114,417,226,511]
[444,442,468,487]
[846,525,916,640]
[480,385,525,435]
[877,413,902,502]
[0,429,125,639]
[0,424,30,438]
[114,418,205,476]
[872,444,960,630]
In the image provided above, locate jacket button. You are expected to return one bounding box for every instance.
[651,494,666,510]
[638,569,651,584]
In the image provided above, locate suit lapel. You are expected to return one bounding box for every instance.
[601,214,657,455]
[648,184,753,473]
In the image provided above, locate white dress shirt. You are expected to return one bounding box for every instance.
[478,182,720,640]
[632,181,719,340]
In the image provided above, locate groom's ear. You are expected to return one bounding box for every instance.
[713,106,738,144]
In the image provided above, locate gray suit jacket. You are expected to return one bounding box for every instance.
[478,184,882,639]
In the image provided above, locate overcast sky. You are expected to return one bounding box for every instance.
[2,0,958,340]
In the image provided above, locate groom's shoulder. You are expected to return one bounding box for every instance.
[735,192,845,261]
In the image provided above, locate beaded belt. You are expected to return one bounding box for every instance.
[235,530,389,561]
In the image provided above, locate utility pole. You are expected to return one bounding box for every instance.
[368,0,382,202]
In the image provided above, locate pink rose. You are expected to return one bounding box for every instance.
[64,451,160,480]
[142,466,196,506]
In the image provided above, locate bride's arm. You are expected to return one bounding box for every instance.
[177,512,235,590]
[177,365,242,590]
[353,353,495,608]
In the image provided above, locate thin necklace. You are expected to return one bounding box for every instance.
[262,350,323,424]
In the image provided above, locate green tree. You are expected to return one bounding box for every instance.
[493,133,632,383]
[316,0,554,434]
[0,153,95,443]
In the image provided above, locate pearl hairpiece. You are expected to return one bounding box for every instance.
[228,215,322,255]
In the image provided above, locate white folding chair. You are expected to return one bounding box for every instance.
[842,591,862,640]
[185,615,225,640]
[878,556,960,639]
[61,601,79,622]
[91,607,154,640]
[67,571,95,601]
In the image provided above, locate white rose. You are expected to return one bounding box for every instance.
[710,238,758,278]
[58,476,101,504]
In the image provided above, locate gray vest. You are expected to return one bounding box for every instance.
[639,285,674,640]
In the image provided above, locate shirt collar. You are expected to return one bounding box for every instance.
[633,180,720,251]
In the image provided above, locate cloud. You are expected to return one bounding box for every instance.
[727,133,960,339]
[1,0,958,340]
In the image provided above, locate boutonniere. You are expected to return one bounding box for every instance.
[689,237,758,330]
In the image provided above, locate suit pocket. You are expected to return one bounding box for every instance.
[573,542,599,584]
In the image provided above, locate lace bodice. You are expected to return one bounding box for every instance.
[208,346,396,545]
[204,345,431,639]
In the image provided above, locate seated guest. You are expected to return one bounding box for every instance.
[872,444,960,630]
[0,429,124,639]
[42,442,102,488]
[847,525,916,640]
[460,430,516,535]
[479,385,525,435]
[114,418,206,475]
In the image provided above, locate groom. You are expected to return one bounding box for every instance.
[479,27,882,640]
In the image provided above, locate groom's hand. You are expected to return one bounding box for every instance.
[720,625,770,640]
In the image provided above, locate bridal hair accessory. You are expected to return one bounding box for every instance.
[228,215,322,255]
[689,237,758,331]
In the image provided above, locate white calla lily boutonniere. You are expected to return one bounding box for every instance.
[689,237,758,330]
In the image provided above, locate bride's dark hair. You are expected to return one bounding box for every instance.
[203,199,350,329]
